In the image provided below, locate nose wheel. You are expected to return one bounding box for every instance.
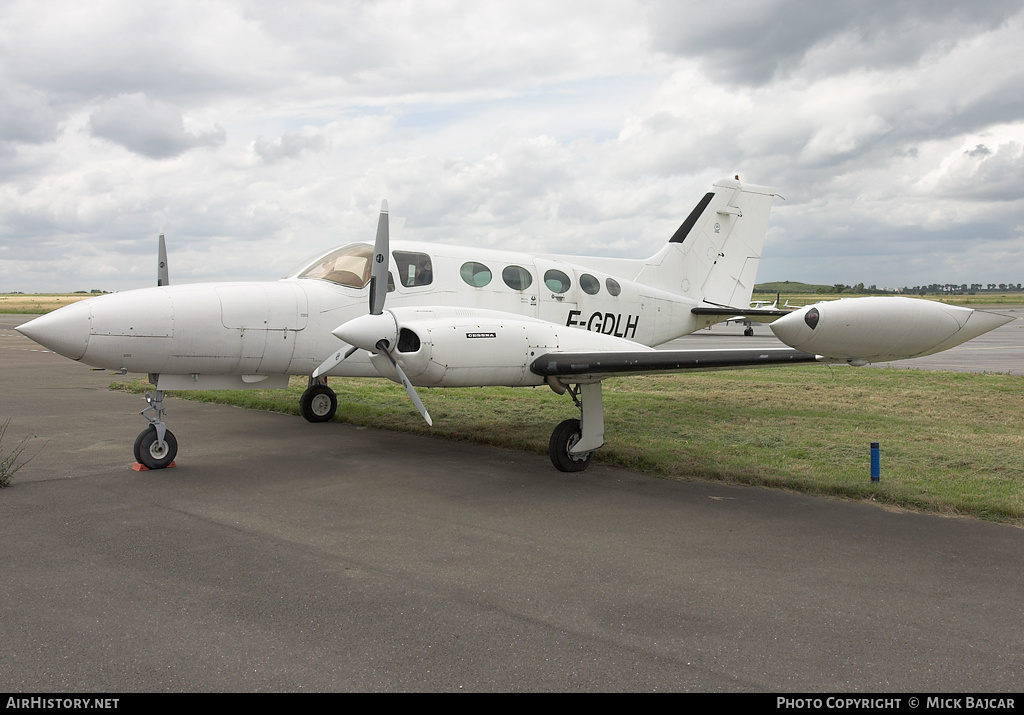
[134,425,178,470]
[133,382,177,470]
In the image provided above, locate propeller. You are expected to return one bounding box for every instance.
[311,344,358,379]
[157,233,169,286]
[310,201,433,426]
[372,338,433,426]
[369,200,388,315]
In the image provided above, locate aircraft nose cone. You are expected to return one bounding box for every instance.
[15,300,92,360]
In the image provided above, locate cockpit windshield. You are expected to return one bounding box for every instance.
[296,243,373,288]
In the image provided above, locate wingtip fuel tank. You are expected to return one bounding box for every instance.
[770,297,1015,364]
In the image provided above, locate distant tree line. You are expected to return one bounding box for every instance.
[900,283,1023,296]
[828,283,1024,295]
[841,283,1024,296]
[755,280,1024,296]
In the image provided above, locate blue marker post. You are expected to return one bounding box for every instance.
[870,442,880,483]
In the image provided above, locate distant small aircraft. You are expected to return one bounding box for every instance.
[751,295,780,310]
[722,292,781,335]
[17,178,1013,471]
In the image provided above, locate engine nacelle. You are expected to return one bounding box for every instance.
[381,306,651,387]
[770,297,1013,364]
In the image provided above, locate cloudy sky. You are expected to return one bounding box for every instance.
[2,0,1023,293]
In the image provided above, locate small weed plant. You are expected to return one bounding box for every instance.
[0,419,35,487]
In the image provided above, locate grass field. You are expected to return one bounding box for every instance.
[114,366,1024,526]
[0,294,93,314]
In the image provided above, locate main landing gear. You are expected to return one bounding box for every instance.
[299,376,338,423]
[134,379,177,469]
[548,382,604,472]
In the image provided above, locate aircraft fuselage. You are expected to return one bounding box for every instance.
[25,240,702,388]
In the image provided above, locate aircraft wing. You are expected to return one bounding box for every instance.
[530,347,819,382]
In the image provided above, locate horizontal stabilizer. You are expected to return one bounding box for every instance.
[691,306,789,319]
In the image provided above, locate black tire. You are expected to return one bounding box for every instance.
[135,426,178,470]
[744,326,754,336]
[300,384,338,423]
[133,428,146,463]
[548,418,593,472]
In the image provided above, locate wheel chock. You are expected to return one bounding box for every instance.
[130,461,176,471]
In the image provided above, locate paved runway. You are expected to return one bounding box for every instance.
[2,314,1023,692]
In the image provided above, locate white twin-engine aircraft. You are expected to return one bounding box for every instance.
[17,178,1013,472]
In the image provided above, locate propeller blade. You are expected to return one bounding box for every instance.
[311,344,358,379]
[377,340,432,426]
[157,233,169,286]
[369,200,389,316]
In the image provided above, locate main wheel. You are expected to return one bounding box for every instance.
[549,418,593,472]
[134,426,178,470]
[300,384,338,422]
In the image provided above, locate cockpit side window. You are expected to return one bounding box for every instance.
[297,243,373,288]
[393,251,433,287]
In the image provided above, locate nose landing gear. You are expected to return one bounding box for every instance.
[133,380,177,470]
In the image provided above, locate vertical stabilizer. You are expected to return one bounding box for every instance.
[636,178,776,306]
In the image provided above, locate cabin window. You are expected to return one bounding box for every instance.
[605,278,621,296]
[460,262,492,287]
[544,269,571,293]
[579,273,600,295]
[393,251,433,287]
[297,243,373,288]
[502,265,533,291]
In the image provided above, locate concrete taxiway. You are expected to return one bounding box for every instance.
[2,314,1023,692]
